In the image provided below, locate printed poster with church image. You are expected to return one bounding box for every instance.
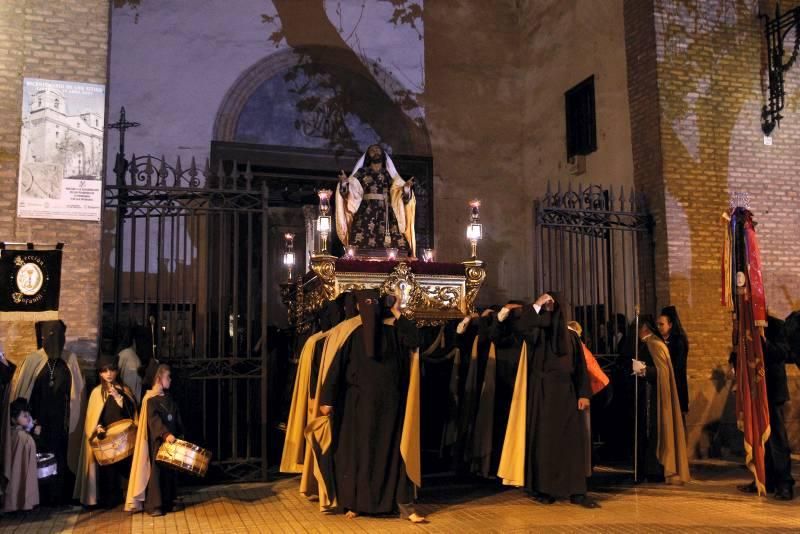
[17,78,105,221]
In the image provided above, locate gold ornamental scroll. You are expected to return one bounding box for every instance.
[294,259,486,327]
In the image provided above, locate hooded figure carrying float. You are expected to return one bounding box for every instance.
[318,289,425,523]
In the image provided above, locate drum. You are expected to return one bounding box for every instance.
[90,418,137,465]
[36,453,57,479]
[156,439,212,477]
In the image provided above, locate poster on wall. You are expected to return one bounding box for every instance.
[17,78,105,221]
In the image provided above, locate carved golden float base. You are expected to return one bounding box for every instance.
[281,255,486,331]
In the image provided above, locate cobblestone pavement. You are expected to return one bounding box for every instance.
[1,460,798,533]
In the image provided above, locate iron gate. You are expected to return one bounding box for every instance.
[103,152,270,481]
[534,181,654,465]
[535,181,654,358]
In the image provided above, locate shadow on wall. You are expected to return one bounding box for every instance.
[688,367,743,460]
[214,0,431,156]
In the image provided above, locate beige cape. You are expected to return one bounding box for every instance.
[125,389,157,511]
[496,343,528,486]
[300,317,361,510]
[280,329,328,474]
[2,427,39,512]
[645,336,691,484]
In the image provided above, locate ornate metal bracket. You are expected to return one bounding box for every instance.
[760,5,800,135]
[463,259,486,314]
[303,254,338,323]
[279,281,297,326]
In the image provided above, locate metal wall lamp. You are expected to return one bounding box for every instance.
[760,4,800,136]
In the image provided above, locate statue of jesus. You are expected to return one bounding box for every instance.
[335,144,417,258]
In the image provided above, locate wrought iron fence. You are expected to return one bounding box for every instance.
[535,181,654,363]
[103,153,270,481]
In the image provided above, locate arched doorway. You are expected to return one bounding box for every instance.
[213,45,431,156]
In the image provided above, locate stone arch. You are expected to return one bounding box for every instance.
[213,45,431,156]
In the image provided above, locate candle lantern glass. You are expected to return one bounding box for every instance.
[466,200,483,259]
[422,248,434,262]
[284,232,296,279]
[467,223,483,240]
[317,215,331,233]
[387,247,398,260]
[317,189,332,215]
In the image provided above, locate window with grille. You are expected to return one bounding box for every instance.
[565,75,597,159]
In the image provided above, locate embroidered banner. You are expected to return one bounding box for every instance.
[0,249,62,321]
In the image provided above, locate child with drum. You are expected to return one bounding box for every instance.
[74,354,138,508]
[125,363,185,516]
[3,398,40,512]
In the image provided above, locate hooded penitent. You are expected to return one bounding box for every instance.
[38,319,67,360]
[5,320,84,505]
[317,288,422,515]
[498,293,592,497]
[355,289,382,359]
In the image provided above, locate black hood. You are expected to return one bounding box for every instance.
[355,289,382,359]
[545,292,570,356]
[36,320,66,360]
[319,298,344,332]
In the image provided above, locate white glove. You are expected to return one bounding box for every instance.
[632,359,646,376]
[456,316,472,334]
[497,307,510,323]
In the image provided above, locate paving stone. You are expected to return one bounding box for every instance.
[1,460,798,533]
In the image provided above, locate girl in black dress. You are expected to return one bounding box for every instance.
[75,354,138,507]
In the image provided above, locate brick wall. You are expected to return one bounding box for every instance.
[626,0,800,455]
[0,0,110,364]
[623,0,669,311]
[654,0,800,367]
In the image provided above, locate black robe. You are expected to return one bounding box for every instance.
[320,317,418,515]
[144,394,183,513]
[634,341,662,482]
[308,333,327,401]
[0,359,15,397]
[29,358,72,505]
[513,307,590,498]
[762,336,794,493]
[664,335,689,413]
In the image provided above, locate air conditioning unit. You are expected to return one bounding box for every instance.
[567,155,586,175]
